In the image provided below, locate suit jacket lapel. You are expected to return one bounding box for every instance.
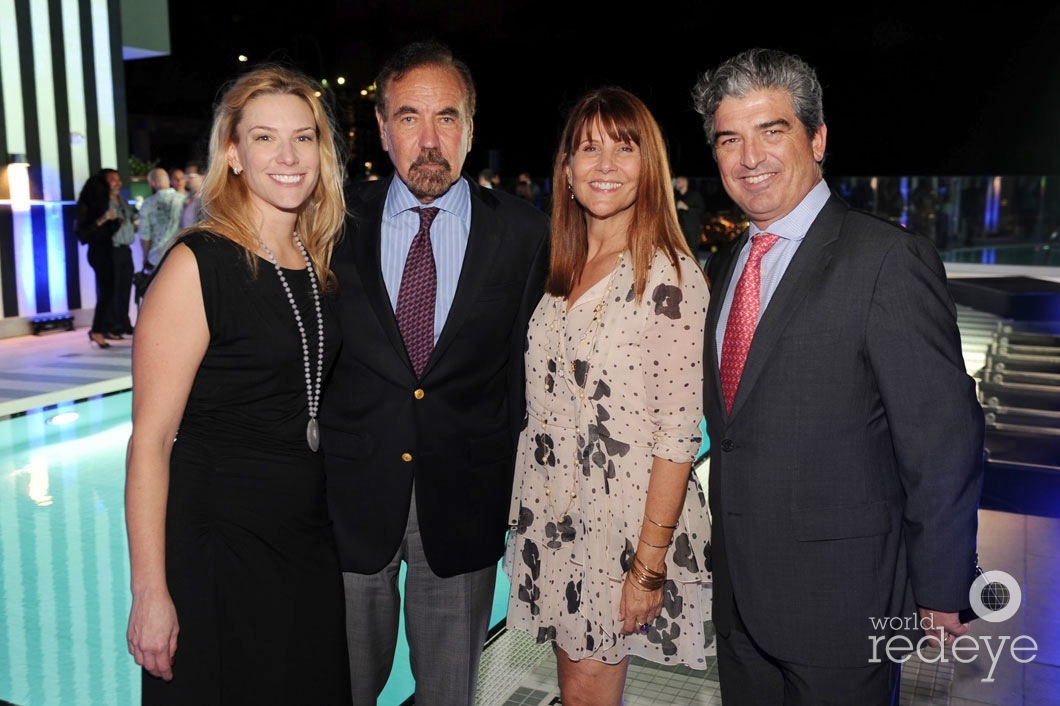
[727,195,845,417]
[350,177,413,368]
[426,182,500,369]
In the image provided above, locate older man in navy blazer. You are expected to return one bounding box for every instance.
[319,42,548,705]
[692,49,984,705]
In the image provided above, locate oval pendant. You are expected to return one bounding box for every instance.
[307,418,320,452]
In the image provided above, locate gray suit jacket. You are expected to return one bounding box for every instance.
[703,193,984,667]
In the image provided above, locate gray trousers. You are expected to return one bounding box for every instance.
[343,491,497,706]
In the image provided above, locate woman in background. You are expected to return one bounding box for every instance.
[74,169,123,347]
[100,168,140,336]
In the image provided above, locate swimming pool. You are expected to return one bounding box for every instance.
[0,391,512,706]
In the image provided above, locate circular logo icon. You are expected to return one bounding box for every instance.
[968,569,1021,623]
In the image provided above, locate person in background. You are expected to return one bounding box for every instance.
[319,40,548,706]
[101,168,140,336]
[74,169,123,347]
[169,167,188,199]
[181,172,204,229]
[477,167,496,189]
[674,175,707,260]
[137,168,185,272]
[504,86,713,706]
[514,170,542,207]
[691,47,984,705]
[124,64,352,704]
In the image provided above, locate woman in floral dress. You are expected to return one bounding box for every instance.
[506,86,713,705]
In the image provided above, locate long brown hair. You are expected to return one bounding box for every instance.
[547,86,692,302]
[191,64,347,291]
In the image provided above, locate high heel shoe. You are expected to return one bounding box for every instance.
[88,330,111,349]
[103,332,124,341]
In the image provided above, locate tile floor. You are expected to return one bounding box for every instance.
[475,508,1060,706]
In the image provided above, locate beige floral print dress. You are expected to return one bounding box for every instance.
[505,250,715,667]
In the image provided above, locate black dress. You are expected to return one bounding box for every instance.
[142,231,351,705]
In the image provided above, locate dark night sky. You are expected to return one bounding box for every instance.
[124,2,1060,180]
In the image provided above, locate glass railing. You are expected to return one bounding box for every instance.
[684,174,1060,261]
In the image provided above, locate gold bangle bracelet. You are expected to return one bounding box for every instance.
[633,555,666,578]
[638,536,673,549]
[627,568,665,591]
[646,516,678,530]
[628,554,667,591]
[628,570,665,591]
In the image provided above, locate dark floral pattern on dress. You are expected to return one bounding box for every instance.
[536,625,557,644]
[589,379,611,401]
[520,536,541,579]
[671,531,700,572]
[533,432,556,467]
[693,479,707,508]
[620,539,636,573]
[515,505,534,534]
[594,427,630,458]
[518,574,540,616]
[647,612,681,656]
[545,514,575,548]
[651,283,683,320]
[564,578,582,614]
[661,578,684,619]
[516,538,542,615]
[572,358,590,387]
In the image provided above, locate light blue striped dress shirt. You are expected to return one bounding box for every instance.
[381,177,472,345]
[715,179,831,354]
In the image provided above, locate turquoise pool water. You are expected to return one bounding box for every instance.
[0,391,511,706]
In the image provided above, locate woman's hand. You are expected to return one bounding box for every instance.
[127,587,179,681]
[618,573,663,636]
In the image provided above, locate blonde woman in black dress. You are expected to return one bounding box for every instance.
[124,65,351,704]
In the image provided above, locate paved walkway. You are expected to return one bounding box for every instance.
[0,327,131,418]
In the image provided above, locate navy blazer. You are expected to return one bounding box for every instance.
[703,193,985,667]
[320,175,549,577]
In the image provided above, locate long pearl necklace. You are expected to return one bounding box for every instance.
[542,251,624,523]
[258,233,324,452]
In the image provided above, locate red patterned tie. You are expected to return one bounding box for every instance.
[720,233,779,413]
[396,206,439,377]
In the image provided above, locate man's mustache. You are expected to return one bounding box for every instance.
[411,152,451,170]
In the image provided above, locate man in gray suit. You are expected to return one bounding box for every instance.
[320,41,548,705]
[692,48,985,705]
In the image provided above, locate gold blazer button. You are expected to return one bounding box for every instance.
[414,388,425,399]
[401,452,413,462]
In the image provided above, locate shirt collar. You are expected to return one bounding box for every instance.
[384,175,471,224]
[749,179,830,242]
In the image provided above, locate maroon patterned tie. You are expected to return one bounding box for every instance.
[719,233,780,413]
[396,206,440,377]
